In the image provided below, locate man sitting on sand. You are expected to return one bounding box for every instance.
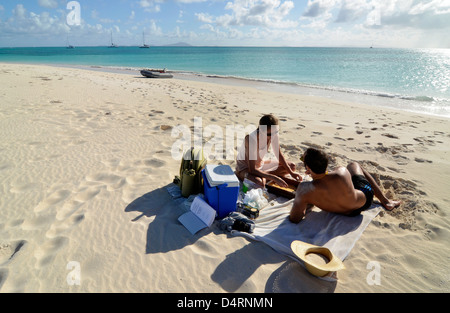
[235,114,301,188]
[289,148,402,223]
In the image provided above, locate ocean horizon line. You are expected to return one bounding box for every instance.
[2,45,449,50]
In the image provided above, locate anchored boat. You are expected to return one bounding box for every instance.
[140,69,173,79]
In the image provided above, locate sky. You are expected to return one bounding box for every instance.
[0,0,449,48]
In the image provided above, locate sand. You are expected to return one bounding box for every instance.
[0,63,449,293]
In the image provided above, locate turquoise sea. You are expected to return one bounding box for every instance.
[1,46,449,117]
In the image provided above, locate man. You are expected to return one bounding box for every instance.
[289,148,402,223]
[235,114,301,188]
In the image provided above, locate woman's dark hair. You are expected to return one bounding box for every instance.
[304,148,328,174]
[259,114,279,127]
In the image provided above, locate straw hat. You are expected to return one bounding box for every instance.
[291,241,345,277]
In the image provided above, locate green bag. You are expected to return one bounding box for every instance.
[174,147,207,197]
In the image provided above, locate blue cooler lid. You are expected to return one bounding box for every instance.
[205,164,240,188]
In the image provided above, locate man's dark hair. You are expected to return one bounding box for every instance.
[259,114,279,127]
[304,148,328,174]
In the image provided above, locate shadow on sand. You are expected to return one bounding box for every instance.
[124,185,209,254]
[125,185,342,292]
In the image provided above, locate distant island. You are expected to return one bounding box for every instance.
[163,42,192,47]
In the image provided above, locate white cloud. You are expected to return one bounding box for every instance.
[1,4,69,37]
[148,19,163,36]
[13,4,27,19]
[301,0,450,30]
[411,0,450,15]
[1,0,449,47]
[334,0,373,23]
[188,0,448,46]
[195,12,214,23]
[139,0,163,13]
[197,0,297,29]
[38,0,58,9]
[176,0,209,3]
[377,0,450,30]
[296,0,450,47]
[302,0,339,18]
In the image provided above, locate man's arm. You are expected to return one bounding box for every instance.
[289,182,312,223]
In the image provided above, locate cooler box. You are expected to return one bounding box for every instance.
[202,164,239,219]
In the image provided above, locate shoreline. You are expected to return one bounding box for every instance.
[0,62,449,292]
[57,63,450,119]
[2,61,449,119]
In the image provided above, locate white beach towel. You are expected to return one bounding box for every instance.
[167,183,381,279]
[231,198,381,263]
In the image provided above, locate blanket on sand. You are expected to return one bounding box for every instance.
[231,198,381,267]
[167,184,381,278]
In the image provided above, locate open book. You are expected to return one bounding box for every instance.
[178,196,216,235]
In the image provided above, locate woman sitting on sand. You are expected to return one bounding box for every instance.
[235,114,301,188]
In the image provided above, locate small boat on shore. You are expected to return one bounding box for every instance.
[140,69,173,79]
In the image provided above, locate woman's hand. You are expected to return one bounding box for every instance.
[273,176,288,188]
[290,171,302,182]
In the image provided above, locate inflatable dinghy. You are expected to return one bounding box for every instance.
[140,69,173,79]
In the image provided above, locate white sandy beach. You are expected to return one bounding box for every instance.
[0,63,449,293]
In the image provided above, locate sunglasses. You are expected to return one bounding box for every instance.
[257,129,279,137]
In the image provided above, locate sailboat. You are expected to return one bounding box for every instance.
[139,31,150,48]
[66,35,74,49]
[109,30,118,48]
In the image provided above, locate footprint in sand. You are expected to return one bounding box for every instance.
[393,154,409,165]
[148,110,165,117]
[9,182,40,194]
[34,190,72,213]
[414,157,433,164]
[21,213,55,231]
[56,199,85,221]
[86,173,125,190]
[46,214,85,238]
[34,236,68,269]
[74,185,103,202]
[101,158,121,169]
[143,158,167,168]
[382,133,399,139]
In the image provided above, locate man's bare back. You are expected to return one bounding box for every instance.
[289,148,401,223]
[290,167,366,222]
